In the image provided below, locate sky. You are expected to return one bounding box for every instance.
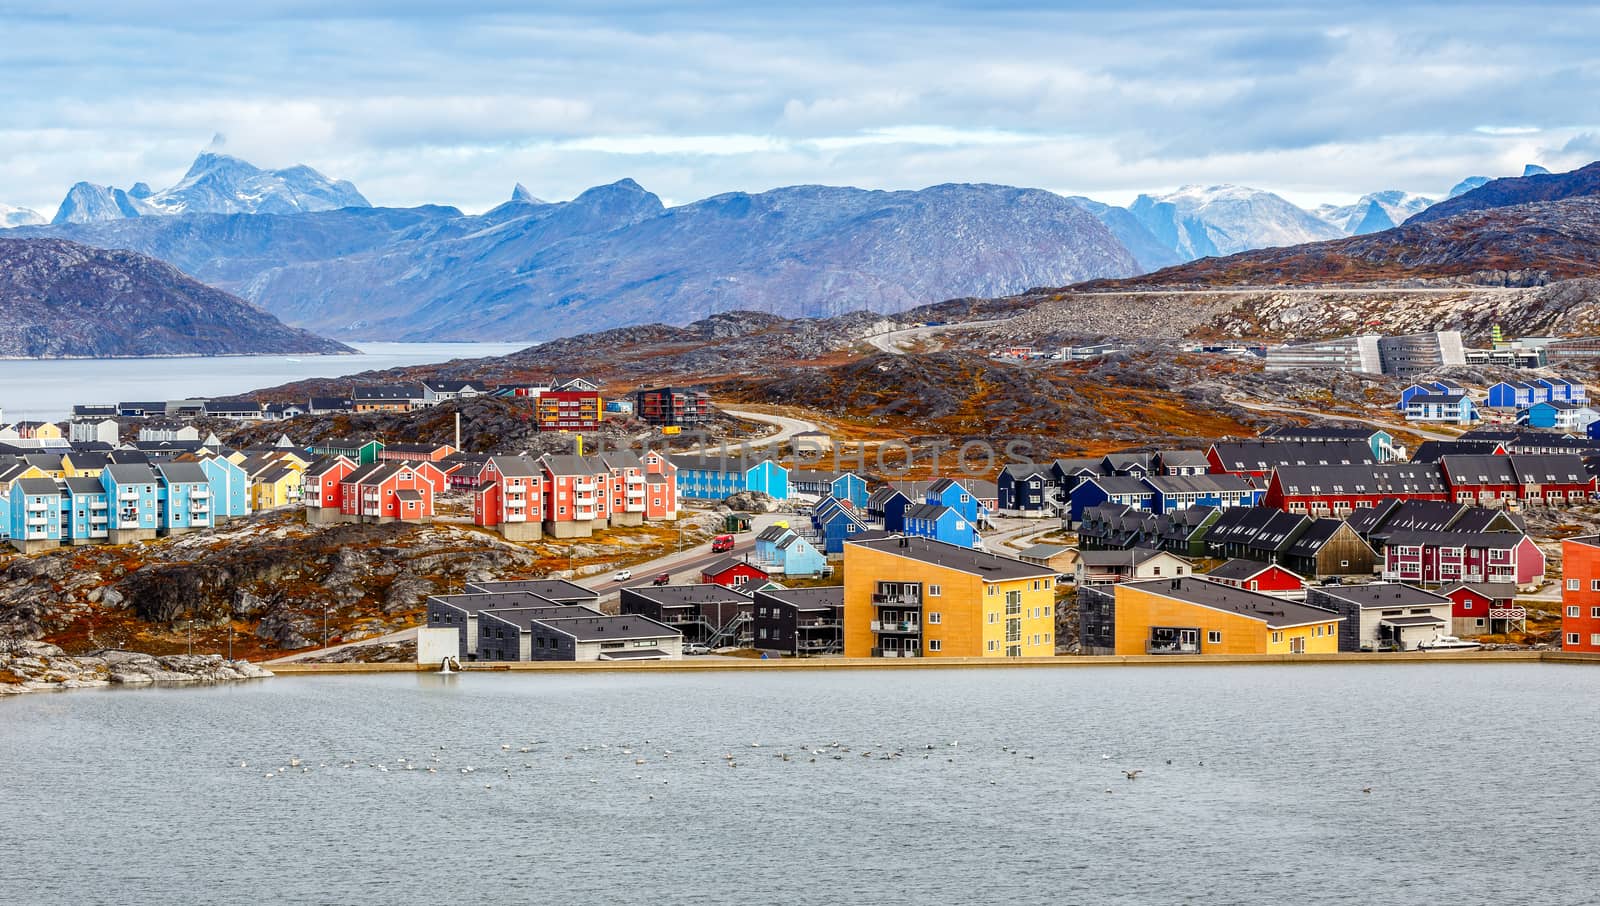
[3,1,1600,216]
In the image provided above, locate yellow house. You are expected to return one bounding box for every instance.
[0,461,49,494]
[60,452,108,479]
[844,536,1058,658]
[250,464,304,510]
[1084,577,1342,656]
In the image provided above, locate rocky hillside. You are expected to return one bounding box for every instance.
[1077,197,1600,289]
[24,180,1139,341]
[0,237,354,357]
[1407,161,1600,224]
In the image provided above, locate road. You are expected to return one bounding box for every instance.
[862,318,1014,354]
[1070,287,1498,297]
[1229,398,1460,443]
[700,408,822,453]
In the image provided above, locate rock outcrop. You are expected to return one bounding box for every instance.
[0,639,271,695]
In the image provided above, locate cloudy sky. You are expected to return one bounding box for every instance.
[3,1,1599,216]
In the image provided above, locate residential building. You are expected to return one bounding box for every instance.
[1014,543,1078,575]
[1205,559,1306,595]
[473,454,545,541]
[620,585,753,649]
[1520,400,1600,432]
[352,385,424,412]
[1207,440,1375,479]
[1264,463,1449,515]
[421,380,486,406]
[752,587,844,656]
[635,387,713,426]
[308,438,383,465]
[996,463,1056,517]
[474,604,614,661]
[463,579,601,606]
[378,443,457,464]
[1076,578,1342,656]
[8,477,66,553]
[62,476,110,545]
[1559,536,1600,652]
[671,454,788,501]
[1074,548,1192,587]
[156,462,214,533]
[1141,474,1261,514]
[1305,583,1454,651]
[523,615,682,661]
[700,557,771,589]
[1259,425,1400,462]
[1068,476,1155,522]
[194,453,251,522]
[751,526,828,577]
[843,535,1058,659]
[103,462,161,544]
[1440,582,1522,637]
[1280,518,1377,578]
[1379,529,1545,585]
[534,384,604,431]
[1404,393,1478,424]
[901,502,977,548]
[426,591,589,660]
[338,461,435,523]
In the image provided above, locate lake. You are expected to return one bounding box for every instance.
[1,663,1595,905]
[0,342,530,422]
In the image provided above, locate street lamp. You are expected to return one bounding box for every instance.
[323,605,330,649]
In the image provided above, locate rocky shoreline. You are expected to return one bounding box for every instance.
[0,640,272,696]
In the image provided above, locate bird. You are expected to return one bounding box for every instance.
[289,757,302,768]
[1362,787,1373,794]
[1124,770,1142,780]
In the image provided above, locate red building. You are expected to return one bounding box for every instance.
[1560,536,1600,652]
[1207,440,1376,479]
[636,387,713,426]
[1440,582,1522,637]
[302,455,357,524]
[473,455,545,541]
[1205,559,1305,594]
[1440,453,1595,507]
[700,557,769,588]
[1381,529,1545,585]
[339,462,435,523]
[472,448,678,540]
[1264,464,1449,516]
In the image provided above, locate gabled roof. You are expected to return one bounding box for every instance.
[1015,543,1073,560]
[1439,581,1518,601]
[1081,476,1154,496]
[1380,528,1530,551]
[104,462,158,484]
[1272,463,1447,497]
[1076,548,1183,567]
[15,477,61,496]
[464,579,598,602]
[903,502,960,523]
[156,462,210,484]
[755,525,793,543]
[1120,577,1341,629]
[489,454,541,478]
[1284,518,1361,559]
[1142,473,1255,495]
[1510,453,1590,484]
[62,476,106,495]
[752,586,842,612]
[1312,582,1451,609]
[845,535,1054,581]
[701,557,768,577]
[1206,558,1299,582]
[1211,440,1375,472]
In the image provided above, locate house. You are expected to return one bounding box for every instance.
[1068,476,1155,523]
[306,397,355,415]
[1486,380,1544,409]
[156,462,214,533]
[473,454,545,541]
[752,587,844,656]
[1076,577,1342,656]
[1050,458,1104,492]
[1409,439,1507,462]
[700,557,771,589]
[203,399,265,421]
[1264,463,1449,515]
[1395,383,1437,411]
[62,476,110,545]
[426,591,583,660]
[8,477,66,553]
[1100,453,1152,477]
[378,443,457,464]
[263,402,306,421]
[635,387,713,426]
[901,503,977,548]
[1260,425,1400,462]
[1536,376,1587,404]
[1153,505,1220,558]
[924,478,984,525]
[752,526,828,577]
[843,535,1058,658]
[1560,536,1600,652]
[1207,440,1375,479]
[102,462,161,544]
[619,585,753,648]
[866,486,913,531]
[1074,548,1192,586]
[790,469,866,505]
[339,461,434,524]
[1014,543,1078,575]
[996,463,1056,517]
[1440,582,1522,637]
[813,497,869,553]
[1404,393,1478,424]
[302,455,358,524]
[68,418,120,446]
[671,454,788,501]
[539,455,610,537]
[1153,450,1212,475]
[250,463,303,511]
[194,453,250,522]
[1239,510,1313,564]
[1380,529,1546,585]
[1520,400,1600,432]
[352,385,424,412]
[1445,453,1595,506]
[1077,504,1160,551]
[1305,583,1454,651]
[308,438,383,466]
[1141,473,1260,514]
[1280,518,1377,578]
[523,615,682,661]
[1205,559,1305,595]
[473,604,611,661]
[420,380,486,406]
[11,421,64,441]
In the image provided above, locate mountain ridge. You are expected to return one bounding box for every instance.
[51,152,369,224]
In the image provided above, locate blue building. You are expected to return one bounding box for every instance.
[1395,383,1436,411]
[812,497,868,553]
[830,473,869,510]
[997,463,1055,516]
[670,454,789,501]
[1521,400,1600,432]
[925,478,984,525]
[867,486,914,532]
[752,525,828,576]
[1068,476,1156,523]
[9,477,66,553]
[156,462,215,533]
[62,476,110,544]
[103,462,161,543]
[1140,474,1262,514]
[197,454,250,521]
[1486,380,1542,409]
[1403,393,1479,424]
[902,502,978,548]
[1537,376,1587,404]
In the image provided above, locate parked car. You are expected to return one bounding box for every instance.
[613,569,632,582]
[683,644,710,656]
[651,572,671,586]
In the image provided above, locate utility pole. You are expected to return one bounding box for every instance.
[323,606,330,649]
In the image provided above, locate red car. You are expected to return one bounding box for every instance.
[651,573,671,586]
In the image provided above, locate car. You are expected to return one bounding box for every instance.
[613,570,632,582]
[682,644,710,656]
[651,572,671,586]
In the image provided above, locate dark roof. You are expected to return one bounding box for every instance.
[478,604,605,629]
[156,462,210,484]
[1379,615,1448,626]
[1510,453,1591,484]
[1211,440,1375,472]
[489,455,541,478]
[1082,476,1154,495]
[1206,558,1293,582]
[535,615,678,642]
[1272,463,1446,497]
[846,535,1055,581]
[463,579,599,602]
[1440,581,1518,601]
[617,585,753,607]
[1015,543,1073,560]
[1076,548,1181,567]
[428,592,564,615]
[63,476,105,495]
[1440,454,1518,485]
[1378,528,1529,551]
[1311,582,1452,608]
[1260,425,1380,441]
[352,384,424,400]
[15,477,61,496]
[104,462,157,484]
[1143,473,1255,495]
[395,489,424,501]
[1284,519,1361,558]
[1410,440,1505,462]
[701,557,768,577]
[1120,577,1341,628]
[752,586,843,611]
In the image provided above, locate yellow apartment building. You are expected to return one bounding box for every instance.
[1078,576,1342,656]
[844,535,1059,658]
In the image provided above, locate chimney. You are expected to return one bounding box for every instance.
[455,411,461,451]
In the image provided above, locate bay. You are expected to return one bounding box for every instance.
[1,663,1595,905]
[0,342,528,423]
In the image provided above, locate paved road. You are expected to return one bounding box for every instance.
[862,318,1014,354]
[1229,398,1460,443]
[699,408,822,453]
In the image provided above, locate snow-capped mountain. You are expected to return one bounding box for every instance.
[1524,164,1552,177]
[1126,184,1344,260]
[0,203,45,228]
[1447,176,1491,199]
[51,152,369,224]
[1315,190,1437,235]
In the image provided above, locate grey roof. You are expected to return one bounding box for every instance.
[1510,453,1591,484]
[63,476,106,495]
[1120,577,1341,628]
[1015,543,1073,560]
[1379,614,1448,626]
[541,454,602,477]
[429,592,564,615]
[1143,473,1255,495]
[353,384,424,400]
[1312,582,1452,609]
[752,586,843,611]
[489,454,541,478]
[1076,548,1180,567]
[463,580,599,603]
[1206,558,1294,581]
[1284,519,1360,559]
[702,557,766,576]
[1440,455,1517,485]
[617,585,753,607]
[903,502,958,522]
[755,525,792,543]
[1439,581,1518,601]
[1261,425,1381,441]
[1410,440,1505,462]
[478,604,605,630]
[598,648,671,660]
[1083,476,1154,495]
[157,462,210,484]
[105,463,157,484]
[535,615,679,642]
[1156,450,1212,467]
[15,477,61,495]
[845,535,1055,581]
[1211,440,1375,472]
[1272,463,1447,496]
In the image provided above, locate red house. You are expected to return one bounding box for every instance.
[473,454,545,541]
[339,461,435,523]
[410,460,450,495]
[302,455,357,524]
[700,557,769,588]
[1381,529,1545,585]
[1264,464,1449,516]
[1560,536,1600,652]
[640,448,678,521]
[1440,581,1522,637]
[1205,559,1305,594]
[542,454,611,538]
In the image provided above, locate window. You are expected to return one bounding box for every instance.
[1152,566,1162,576]
[1044,606,1051,617]
[988,612,999,624]
[1569,633,1582,646]
[928,612,941,624]
[1591,580,1600,592]
[1569,606,1582,618]
[928,640,942,652]
[987,586,996,596]
[1462,601,1473,611]
[1592,634,1600,646]
[928,585,942,597]
[1568,579,1581,591]
[987,640,997,652]
[1592,607,1600,619]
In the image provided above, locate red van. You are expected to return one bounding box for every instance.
[711,534,735,553]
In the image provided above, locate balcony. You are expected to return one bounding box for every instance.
[871,620,920,633]
[573,480,598,492]
[871,594,921,606]
[118,491,140,502]
[872,648,922,658]
[797,618,842,628]
[191,489,210,498]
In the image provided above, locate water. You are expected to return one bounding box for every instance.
[1,664,1595,905]
[0,342,529,422]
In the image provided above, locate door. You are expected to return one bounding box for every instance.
[1290,636,1306,654]
[1179,629,1199,652]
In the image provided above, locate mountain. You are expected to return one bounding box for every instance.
[1405,161,1600,225]
[1126,185,1344,260]
[1077,197,1600,288]
[51,152,369,224]
[0,203,45,228]
[0,237,355,358]
[1063,196,1184,272]
[23,180,1139,341]
[1315,190,1436,235]
[1524,164,1552,177]
[1447,176,1491,199]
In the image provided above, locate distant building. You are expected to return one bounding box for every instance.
[752,586,844,656]
[635,387,713,426]
[1077,577,1342,656]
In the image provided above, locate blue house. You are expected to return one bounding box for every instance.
[1396,384,1436,411]
[62,476,110,544]
[1403,393,1479,424]
[753,525,828,577]
[830,473,869,509]
[103,462,161,543]
[1140,474,1261,514]
[1068,476,1155,523]
[1537,376,1587,404]
[156,462,215,533]
[867,486,913,531]
[997,463,1055,516]
[670,455,788,501]
[1520,400,1600,432]
[9,477,66,553]
[812,499,868,553]
[902,502,977,548]
[197,454,250,521]
[925,478,984,525]
[1486,380,1541,409]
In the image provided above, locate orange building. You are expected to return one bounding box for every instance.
[843,535,1058,658]
[1560,536,1600,652]
[1078,577,1342,655]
